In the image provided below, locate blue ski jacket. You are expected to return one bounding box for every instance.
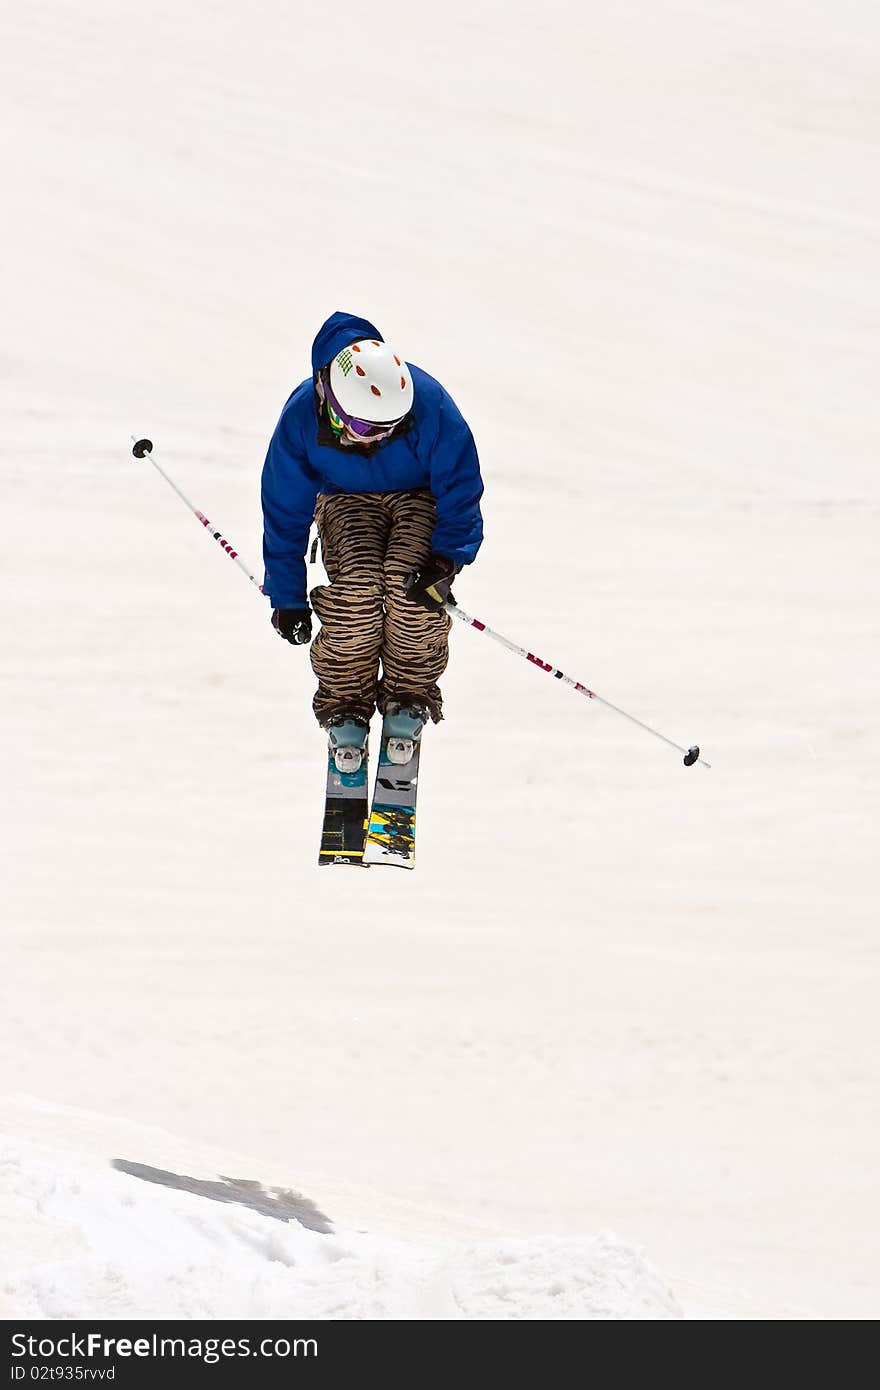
[261,311,484,609]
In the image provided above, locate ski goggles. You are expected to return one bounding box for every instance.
[322,371,406,441]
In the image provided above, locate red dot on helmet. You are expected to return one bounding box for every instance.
[372,340,381,346]
[356,365,366,376]
[394,355,401,366]
[400,376,406,388]
[352,344,361,352]
[371,385,382,396]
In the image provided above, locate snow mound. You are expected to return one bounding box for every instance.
[0,1098,681,1320]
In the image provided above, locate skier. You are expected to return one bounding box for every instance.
[261,310,484,774]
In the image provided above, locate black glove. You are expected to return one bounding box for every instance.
[403,555,457,612]
[271,607,312,645]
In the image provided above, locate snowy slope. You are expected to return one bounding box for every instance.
[1,1097,681,1320]
[2,0,879,1320]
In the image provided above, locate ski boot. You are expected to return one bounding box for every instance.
[326,713,370,775]
[382,701,428,766]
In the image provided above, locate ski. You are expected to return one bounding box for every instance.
[363,705,425,870]
[317,718,370,867]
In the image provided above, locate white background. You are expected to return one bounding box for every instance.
[2,0,878,1319]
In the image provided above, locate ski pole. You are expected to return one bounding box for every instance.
[444,598,710,769]
[131,438,265,593]
[130,438,708,768]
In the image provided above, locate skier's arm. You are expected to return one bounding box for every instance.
[429,391,484,570]
[261,411,320,609]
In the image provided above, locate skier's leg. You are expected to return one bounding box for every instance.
[379,490,451,722]
[310,493,389,726]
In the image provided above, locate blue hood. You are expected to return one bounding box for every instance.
[311,311,384,373]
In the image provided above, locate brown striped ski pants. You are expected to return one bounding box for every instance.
[309,490,452,726]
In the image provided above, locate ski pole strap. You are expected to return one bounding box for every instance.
[443,598,710,769]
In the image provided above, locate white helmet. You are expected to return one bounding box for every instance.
[328,338,414,426]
